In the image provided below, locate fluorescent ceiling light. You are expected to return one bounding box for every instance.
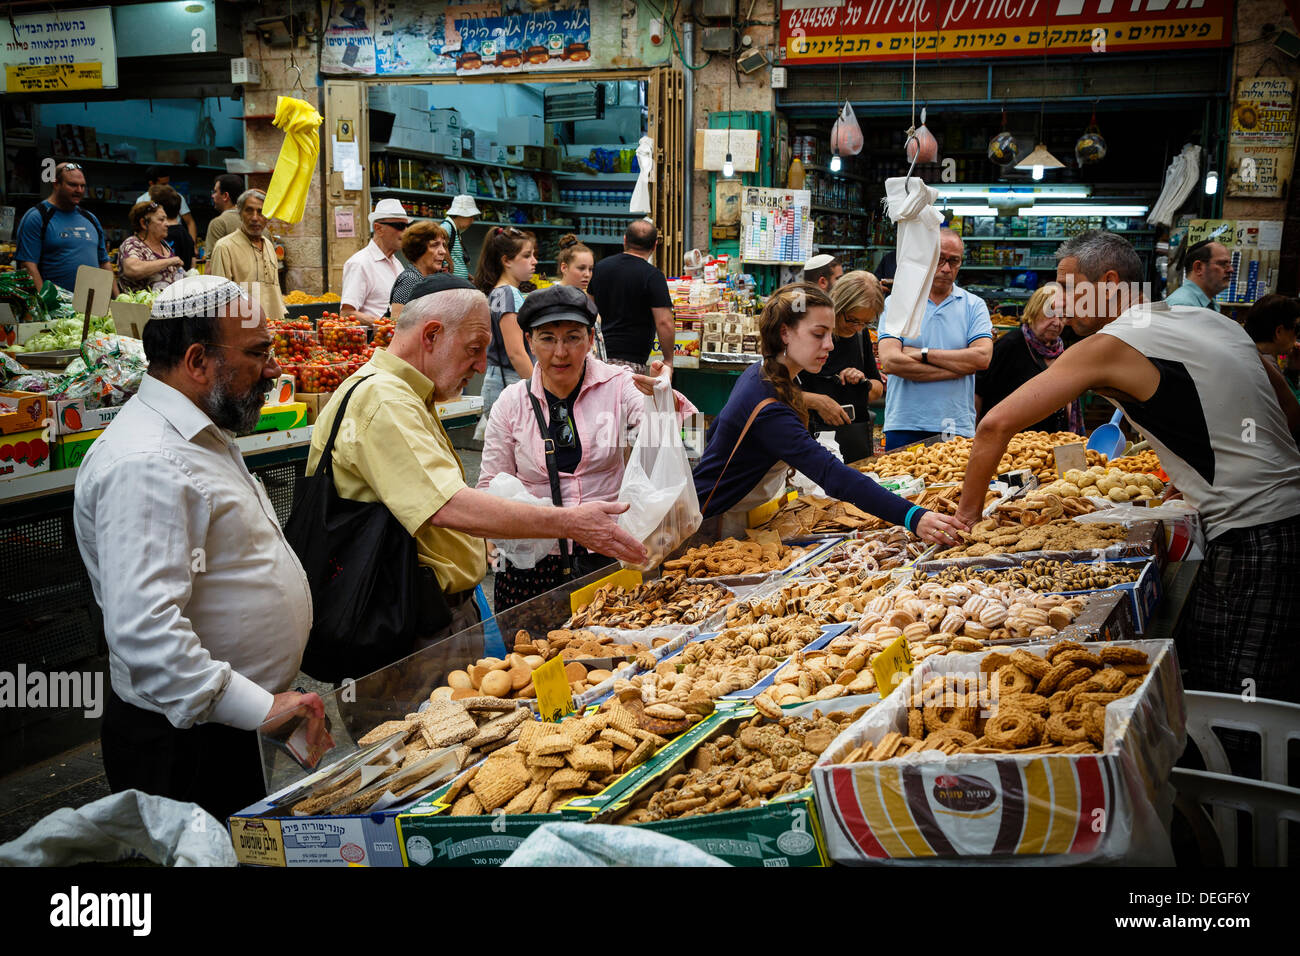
[944,204,1149,217]
[935,185,1091,199]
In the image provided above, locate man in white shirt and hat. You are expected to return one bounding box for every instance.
[440,194,480,280]
[341,198,411,326]
[74,275,324,820]
[803,253,843,293]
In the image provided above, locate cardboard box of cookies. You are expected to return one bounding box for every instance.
[587,697,878,867]
[811,639,1184,865]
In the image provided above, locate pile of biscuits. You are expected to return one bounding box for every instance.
[1039,466,1164,502]
[857,432,1105,484]
[758,494,897,537]
[565,576,735,629]
[1108,450,1162,474]
[430,631,662,702]
[662,537,806,578]
[917,558,1143,594]
[442,703,674,816]
[849,580,1087,646]
[934,517,1129,558]
[834,641,1151,762]
[614,706,869,823]
[807,527,926,577]
[726,578,893,626]
[991,491,1101,525]
[294,697,531,816]
[615,616,825,706]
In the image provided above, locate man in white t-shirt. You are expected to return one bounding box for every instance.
[956,230,1300,711]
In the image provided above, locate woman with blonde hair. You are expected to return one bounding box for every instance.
[975,282,1082,433]
[800,269,887,462]
[692,282,967,544]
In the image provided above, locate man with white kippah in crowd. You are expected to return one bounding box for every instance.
[802,253,842,293]
[73,275,324,820]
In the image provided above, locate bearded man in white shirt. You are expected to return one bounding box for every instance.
[74,275,324,820]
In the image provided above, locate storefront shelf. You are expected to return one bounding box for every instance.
[52,155,225,172]
[552,172,641,181]
[370,186,568,208]
[370,145,550,175]
[811,205,867,215]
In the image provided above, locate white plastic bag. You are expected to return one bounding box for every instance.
[484,473,557,570]
[616,373,701,570]
[789,432,842,498]
[831,100,864,156]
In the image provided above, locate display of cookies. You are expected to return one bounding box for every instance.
[439,702,680,817]
[916,558,1144,594]
[614,706,870,823]
[564,576,735,629]
[833,641,1151,762]
[662,536,807,578]
[1108,450,1162,474]
[805,526,926,577]
[933,518,1129,558]
[1038,466,1165,503]
[855,432,1106,484]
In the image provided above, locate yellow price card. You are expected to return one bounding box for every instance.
[871,635,915,697]
[532,655,575,723]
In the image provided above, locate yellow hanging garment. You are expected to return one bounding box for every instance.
[263,95,322,224]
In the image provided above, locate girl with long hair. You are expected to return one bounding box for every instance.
[473,225,537,433]
[692,282,967,544]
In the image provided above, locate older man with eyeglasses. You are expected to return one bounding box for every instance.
[73,275,323,821]
[341,198,411,326]
[876,227,993,451]
[208,189,286,323]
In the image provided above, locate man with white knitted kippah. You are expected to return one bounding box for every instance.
[73,275,325,820]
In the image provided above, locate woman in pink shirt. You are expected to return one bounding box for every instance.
[479,284,695,610]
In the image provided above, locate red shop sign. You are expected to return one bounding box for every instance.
[779,0,1232,65]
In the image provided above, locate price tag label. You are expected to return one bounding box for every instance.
[871,635,914,697]
[532,656,575,723]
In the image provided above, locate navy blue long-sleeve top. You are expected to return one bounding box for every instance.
[692,363,926,533]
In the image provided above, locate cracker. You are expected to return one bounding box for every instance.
[546,768,591,792]
[567,743,615,774]
[504,784,545,814]
[625,738,655,770]
[529,765,557,785]
[469,767,528,811]
[516,719,547,754]
[442,766,477,805]
[480,726,524,754]
[560,716,602,745]
[604,704,639,737]
[466,708,531,748]
[450,793,483,816]
[416,702,479,747]
[533,732,574,755]
[457,696,522,712]
[533,790,556,813]
[357,720,413,746]
[630,728,668,747]
[599,728,638,750]
[526,752,566,768]
[454,744,476,769]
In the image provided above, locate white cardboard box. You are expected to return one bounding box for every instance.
[496,115,544,147]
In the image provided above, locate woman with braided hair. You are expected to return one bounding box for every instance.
[691,282,969,544]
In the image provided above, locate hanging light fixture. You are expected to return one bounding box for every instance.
[1016,15,1063,180]
[829,153,842,172]
[723,152,735,178]
[1204,168,1219,195]
[723,4,735,178]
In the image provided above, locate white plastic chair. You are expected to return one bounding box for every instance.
[1171,768,1300,866]
[1183,690,1300,785]
[1174,691,1300,865]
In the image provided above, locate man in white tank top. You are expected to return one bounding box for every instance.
[956,230,1300,709]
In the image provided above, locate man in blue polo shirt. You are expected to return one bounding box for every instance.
[877,228,993,450]
[16,162,114,294]
[1165,239,1231,309]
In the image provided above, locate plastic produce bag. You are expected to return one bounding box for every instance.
[616,372,701,570]
[484,473,559,570]
[831,100,864,156]
[0,790,236,867]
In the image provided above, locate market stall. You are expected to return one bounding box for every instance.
[230,431,1199,868]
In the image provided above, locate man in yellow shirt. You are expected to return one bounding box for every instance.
[208,189,285,323]
[307,274,646,653]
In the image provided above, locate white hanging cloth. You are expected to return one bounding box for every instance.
[1148,143,1202,228]
[630,135,654,214]
[882,177,943,341]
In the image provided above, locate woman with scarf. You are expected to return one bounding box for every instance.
[975,283,1084,434]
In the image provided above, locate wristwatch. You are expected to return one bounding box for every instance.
[920,348,930,364]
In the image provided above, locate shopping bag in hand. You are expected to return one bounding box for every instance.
[615,372,701,570]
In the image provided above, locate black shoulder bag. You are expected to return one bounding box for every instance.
[284,377,452,683]
[526,391,573,579]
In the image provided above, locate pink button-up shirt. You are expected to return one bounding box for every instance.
[341,239,403,316]
[478,356,696,553]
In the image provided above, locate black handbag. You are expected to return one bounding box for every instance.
[284,376,451,683]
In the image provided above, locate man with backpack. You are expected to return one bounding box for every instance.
[16,162,117,294]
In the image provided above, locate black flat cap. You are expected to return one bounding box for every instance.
[517,284,598,329]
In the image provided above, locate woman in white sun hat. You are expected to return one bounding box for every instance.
[440,194,480,280]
